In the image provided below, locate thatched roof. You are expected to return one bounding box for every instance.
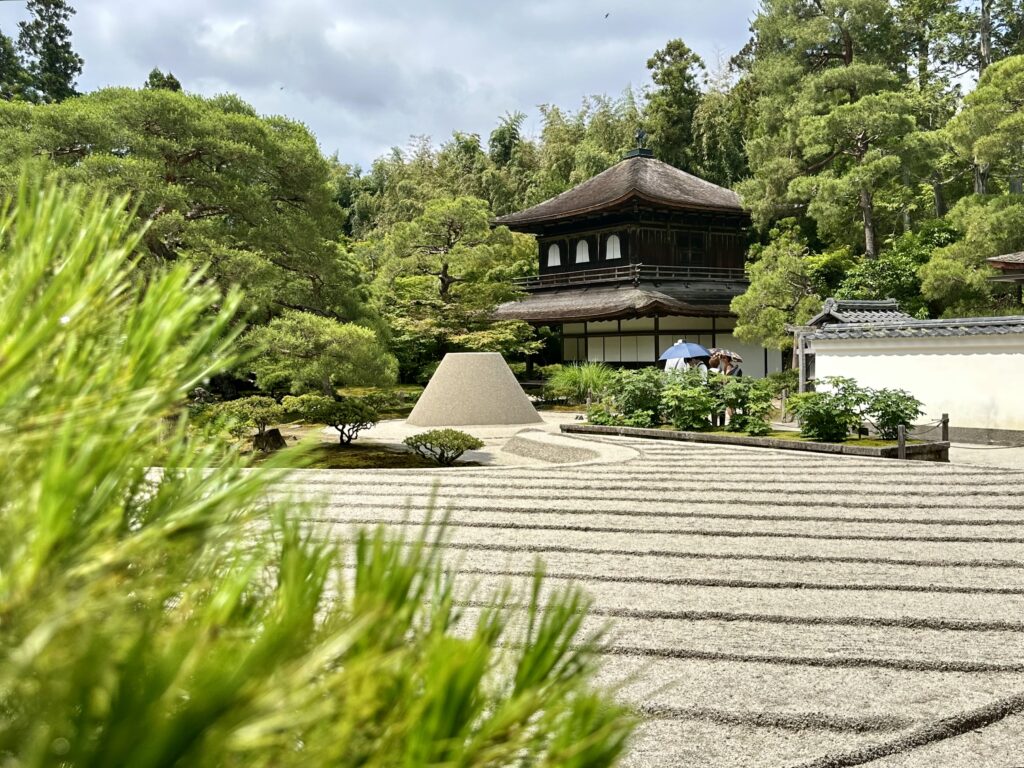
[494,153,744,231]
[988,251,1024,268]
[493,283,735,324]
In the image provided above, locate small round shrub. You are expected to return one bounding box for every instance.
[789,377,870,442]
[283,394,379,444]
[403,429,484,465]
[868,388,923,440]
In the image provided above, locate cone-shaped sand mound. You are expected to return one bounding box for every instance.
[407,352,543,427]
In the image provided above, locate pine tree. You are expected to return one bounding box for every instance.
[144,67,182,92]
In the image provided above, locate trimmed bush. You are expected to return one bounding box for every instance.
[586,400,655,428]
[661,375,719,431]
[544,362,616,405]
[789,377,870,442]
[283,394,379,444]
[609,367,665,419]
[868,388,924,440]
[722,377,775,436]
[214,395,286,451]
[404,429,484,465]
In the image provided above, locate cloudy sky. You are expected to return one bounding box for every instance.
[0,0,758,168]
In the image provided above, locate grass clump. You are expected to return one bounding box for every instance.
[0,179,635,767]
[545,362,616,405]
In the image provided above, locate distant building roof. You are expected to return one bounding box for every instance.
[493,153,744,231]
[987,251,1024,267]
[493,282,734,324]
[806,298,914,327]
[807,315,1024,341]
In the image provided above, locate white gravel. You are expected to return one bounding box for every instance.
[278,434,1024,767]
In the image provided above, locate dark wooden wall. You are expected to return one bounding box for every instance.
[535,206,748,275]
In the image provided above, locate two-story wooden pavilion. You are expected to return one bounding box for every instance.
[493,148,783,376]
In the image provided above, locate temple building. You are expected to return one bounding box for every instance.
[493,147,784,376]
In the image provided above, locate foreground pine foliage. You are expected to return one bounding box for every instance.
[0,182,634,767]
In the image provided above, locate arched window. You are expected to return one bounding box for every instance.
[546,243,561,267]
[575,240,590,263]
[605,234,622,260]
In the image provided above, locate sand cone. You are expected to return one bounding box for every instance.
[407,352,543,427]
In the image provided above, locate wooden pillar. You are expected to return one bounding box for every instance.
[797,333,807,393]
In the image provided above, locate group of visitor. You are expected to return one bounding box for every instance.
[665,350,743,380]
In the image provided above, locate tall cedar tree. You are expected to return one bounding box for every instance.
[17,0,83,103]
[643,39,706,171]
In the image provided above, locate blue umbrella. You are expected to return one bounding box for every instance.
[659,340,711,361]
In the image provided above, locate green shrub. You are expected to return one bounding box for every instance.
[661,376,719,431]
[214,395,286,450]
[609,367,665,419]
[722,377,775,436]
[868,388,924,440]
[403,429,485,465]
[790,376,870,442]
[766,368,799,396]
[544,362,616,405]
[585,400,621,426]
[283,394,379,444]
[0,180,634,767]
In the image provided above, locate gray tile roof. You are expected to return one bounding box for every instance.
[807,315,1024,340]
[494,154,743,230]
[807,298,915,327]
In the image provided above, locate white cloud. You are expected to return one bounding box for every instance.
[0,0,757,167]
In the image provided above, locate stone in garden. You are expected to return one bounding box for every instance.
[407,352,543,427]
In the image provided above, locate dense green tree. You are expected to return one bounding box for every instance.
[690,77,747,187]
[375,196,538,380]
[0,31,28,101]
[0,88,375,326]
[643,39,705,171]
[945,55,1024,194]
[738,0,916,258]
[245,310,398,396]
[144,67,182,91]
[835,222,957,315]
[16,0,82,103]
[731,222,854,348]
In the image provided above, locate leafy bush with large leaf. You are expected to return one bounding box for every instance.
[0,180,635,767]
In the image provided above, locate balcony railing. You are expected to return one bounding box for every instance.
[511,263,748,291]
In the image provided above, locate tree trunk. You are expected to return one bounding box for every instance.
[973,163,989,195]
[437,262,459,300]
[254,428,287,452]
[931,174,947,217]
[917,38,929,90]
[901,168,912,233]
[860,188,878,259]
[1010,172,1024,195]
[979,0,992,74]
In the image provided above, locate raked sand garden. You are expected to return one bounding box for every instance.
[276,433,1024,767]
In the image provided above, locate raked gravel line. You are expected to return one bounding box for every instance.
[278,436,1024,767]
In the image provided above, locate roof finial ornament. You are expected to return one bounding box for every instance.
[635,127,648,150]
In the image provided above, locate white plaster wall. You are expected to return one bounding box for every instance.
[812,334,1024,430]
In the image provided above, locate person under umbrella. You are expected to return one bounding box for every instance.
[660,339,711,378]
